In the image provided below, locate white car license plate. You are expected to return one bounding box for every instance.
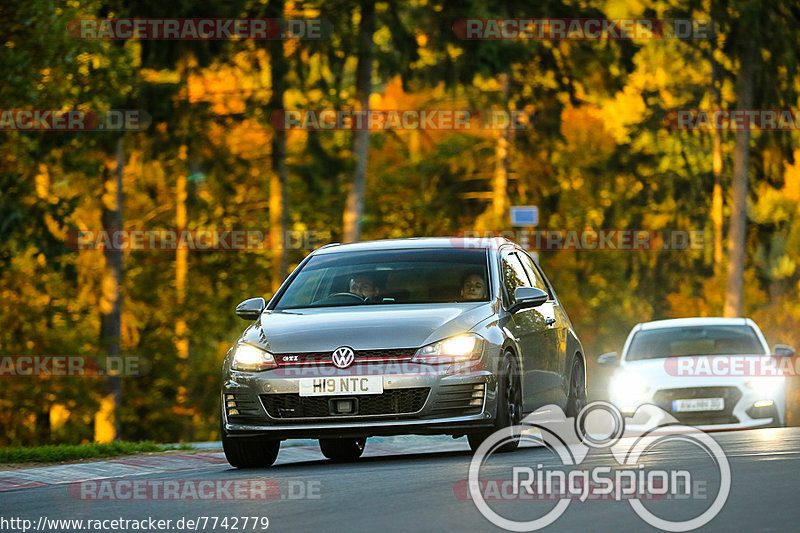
[298,376,383,397]
[672,398,724,412]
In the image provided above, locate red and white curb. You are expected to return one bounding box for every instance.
[0,453,228,492]
[0,435,520,492]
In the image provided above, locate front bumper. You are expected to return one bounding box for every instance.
[613,383,785,430]
[222,364,499,439]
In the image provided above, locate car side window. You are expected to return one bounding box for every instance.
[501,251,531,305]
[516,250,552,299]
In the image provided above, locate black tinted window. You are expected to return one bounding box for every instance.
[501,252,531,305]
[274,248,490,308]
[516,251,550,296]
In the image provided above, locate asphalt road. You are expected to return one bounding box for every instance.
[2,428,799,533]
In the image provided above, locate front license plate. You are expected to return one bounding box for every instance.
[298,376,383,397]
[672,398,724,412]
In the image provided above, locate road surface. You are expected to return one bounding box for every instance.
[1,428,798,532]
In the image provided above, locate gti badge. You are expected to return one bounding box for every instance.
[332,346,355,368]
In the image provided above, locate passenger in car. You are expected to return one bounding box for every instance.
[460,271,487,301]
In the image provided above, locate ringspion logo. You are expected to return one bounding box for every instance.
[467,402,730,531]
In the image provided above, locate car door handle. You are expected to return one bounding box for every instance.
[545,317,556,327]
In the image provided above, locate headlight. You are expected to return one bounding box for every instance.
[412,333,484,364]
[609,370,649,411]
[745,378,782,396]
[231,343,276,372]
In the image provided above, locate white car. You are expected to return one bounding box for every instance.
[600,317,795,430]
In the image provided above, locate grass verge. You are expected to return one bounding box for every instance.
[0,441,193,463]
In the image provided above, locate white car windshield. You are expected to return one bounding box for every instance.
[626,325,766,361]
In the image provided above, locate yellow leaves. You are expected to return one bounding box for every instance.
[599,85,647,144]
[560,104,616,158]
[101,174,120,211]
[140,68,180,84]
[604,0,647,18]
[374,26,392,48]
[93,394,116,443]
[50,404,70,431]
[44,214,67,242]
[34,163,51,200]
[771,255,796,279]
[225,119,271,161]
[782,150,800,202]
[473,74,502,92]
[99,270,118,315]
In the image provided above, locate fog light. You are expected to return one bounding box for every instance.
[225,394,234,400]
[228,409,240,415]
[336,399,354,413]
[754,399,774,408]
[226,401,236,408]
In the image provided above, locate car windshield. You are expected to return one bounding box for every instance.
[626,325,766,361]
[273,248,490,309]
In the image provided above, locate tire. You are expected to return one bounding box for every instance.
[565,356,587,418]
[468,353,522,453]
[319,437,366,462]
[222,425,280,468]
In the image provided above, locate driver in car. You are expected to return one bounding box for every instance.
[349,274,380,301]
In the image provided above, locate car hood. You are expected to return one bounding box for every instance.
[243,303,494,353]
[617,355,782,388]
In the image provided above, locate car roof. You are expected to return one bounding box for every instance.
[636,317,754,330]
[314,237,513,255]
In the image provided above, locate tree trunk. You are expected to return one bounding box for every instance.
[96,137,124,443]
[710,31,724,273]
[343,0,375,243]
[492,73,511,227]
[723,28,756,317]
[268,0,289,291]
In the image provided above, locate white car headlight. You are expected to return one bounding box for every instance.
[610,370,650,411]
[745,378,782,396]
[412,333,484,364]
[231,343,276,372]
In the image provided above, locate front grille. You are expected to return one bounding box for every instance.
[261,388,430,420]
[275,348,417,366]
[430,382,485,417]
[653,386,741,425]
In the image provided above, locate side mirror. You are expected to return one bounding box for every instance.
[509,287,549,313]
[598,352,619,367]
[773,344,796,357]
[235,297,266,320]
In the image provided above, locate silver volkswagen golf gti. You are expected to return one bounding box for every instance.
[221,238,586,467]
